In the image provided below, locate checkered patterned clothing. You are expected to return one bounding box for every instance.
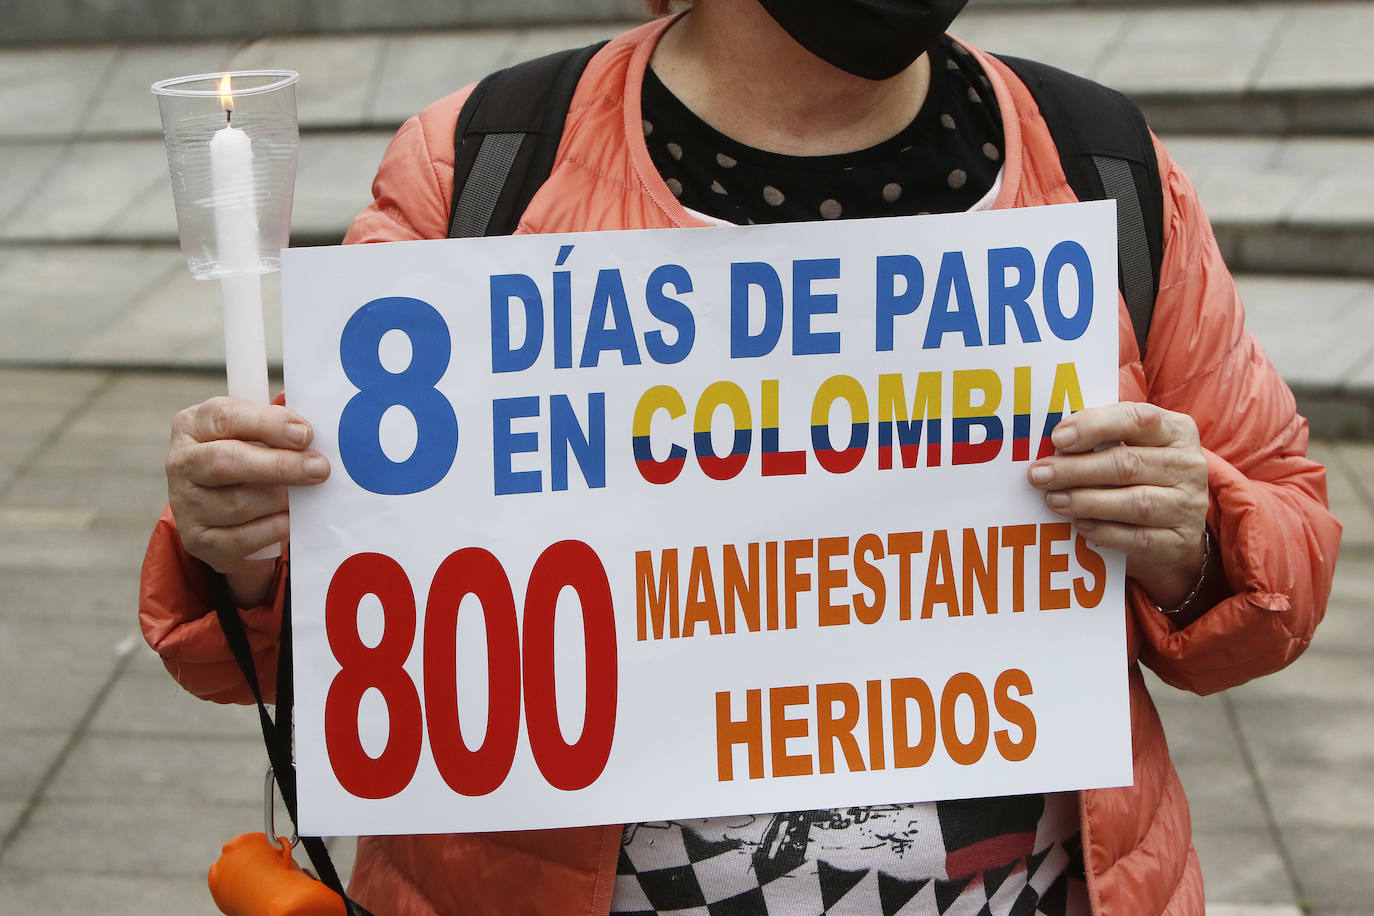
[610,794,1088,915]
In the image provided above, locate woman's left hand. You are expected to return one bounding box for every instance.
[1027,401,1210,609]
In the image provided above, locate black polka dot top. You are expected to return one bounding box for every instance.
[641,36,1004,224]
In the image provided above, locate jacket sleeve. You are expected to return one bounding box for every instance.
[1129,140,1342,696]
[139,506,288,704]
[137,88,474,704]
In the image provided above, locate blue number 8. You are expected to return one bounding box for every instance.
[339,297,458,495]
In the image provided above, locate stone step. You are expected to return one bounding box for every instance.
[4,132,1370,278]
[0,3,1370,141]
[0,0,1280,46]
[954,1,1374,136]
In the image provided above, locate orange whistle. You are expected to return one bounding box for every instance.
[208,833,346,916]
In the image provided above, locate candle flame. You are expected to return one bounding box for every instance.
[219,74,234,113]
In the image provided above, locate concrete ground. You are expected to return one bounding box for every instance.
[1,4,1373,915]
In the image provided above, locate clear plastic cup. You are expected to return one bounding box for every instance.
[151,70,300,279]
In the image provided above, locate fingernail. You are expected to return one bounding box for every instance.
[304,456,328,479]
[1052,425,1077,448]
[1046,492,1070,508]
[287,420,310,446]
[1029,465,1053,486]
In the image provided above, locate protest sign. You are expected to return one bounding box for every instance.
[281,201,1131,837]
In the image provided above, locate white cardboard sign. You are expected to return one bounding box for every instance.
[282,202,1131,837]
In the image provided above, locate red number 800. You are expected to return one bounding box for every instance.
[323,541,617,799]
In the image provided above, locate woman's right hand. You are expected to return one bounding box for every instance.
[166,397,330,604]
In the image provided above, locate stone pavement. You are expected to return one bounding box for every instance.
[1,4,1373,915]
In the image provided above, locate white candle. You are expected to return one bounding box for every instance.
[210,111,270,407]
[211,90,278,559]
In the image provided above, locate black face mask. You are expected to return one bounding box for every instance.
[757,0,969,81]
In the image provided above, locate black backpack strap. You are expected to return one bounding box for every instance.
[208,569,375,916]
[448,41,609,239]
[996,55,1165,360]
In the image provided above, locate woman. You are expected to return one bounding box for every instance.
[140,1,1340,913]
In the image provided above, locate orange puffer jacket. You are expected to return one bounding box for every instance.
[140,17,1341,916]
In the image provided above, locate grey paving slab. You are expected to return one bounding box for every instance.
[1280,823,1374,912]
[0,143,55,228]
[93,652,263,740]
[71,264,283,368]
[1250,753,1374,833]
[0,406,83,486]
[0,801,20,847]
[50,402,181,447]
[0,366,108,407]
[1144,688,1238,765]
[1093,6,1283,95]
[0,246,183,365]
[0,797,249,879]
[0,869,214,916]
[460,0,642,29]
[1173,753,1271,833]
[1160,137,1309,225]
[1168,136,1374,273]
[0,506,97,533]
[1227,649,1374,706]
[1156,137,1285,175]
[290,131,394,242]
[102,172,178,242]
[1232,276,1374,391]
[1257,3,1374,91]
[92,369,227,412]
[1136,94,1298,139]
[2,0,638,44]
[504,22,635,64]
[0,137,167,242]
[0,513,161,569]
[1144,87,1374,140]
[0,617,131,731]
[21,377,185,441]
[952,8,1128,79]
[1313,568,1374,655]
[1286,173,1374,230]
[1270,137,1374,176]
[0,400,86,446]
[0,567,146,623]
[1190,828,1298,907]
[0,46,115,140]
[1321,453,1374,548]
[32,427,175,475]
[0,732,65,801]
[369,30,521,124]
[0,369,107,489]
[1302,390,1374,442]
[1342,357,1374,408]
[83,42,237,138]
[0,451,25,495]
[229,34,388,128]
[18,0,1321,50]
[2,467,169,527]
[72,293,225,370]
[1323,443,1374,548]
[46,733,264,805]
